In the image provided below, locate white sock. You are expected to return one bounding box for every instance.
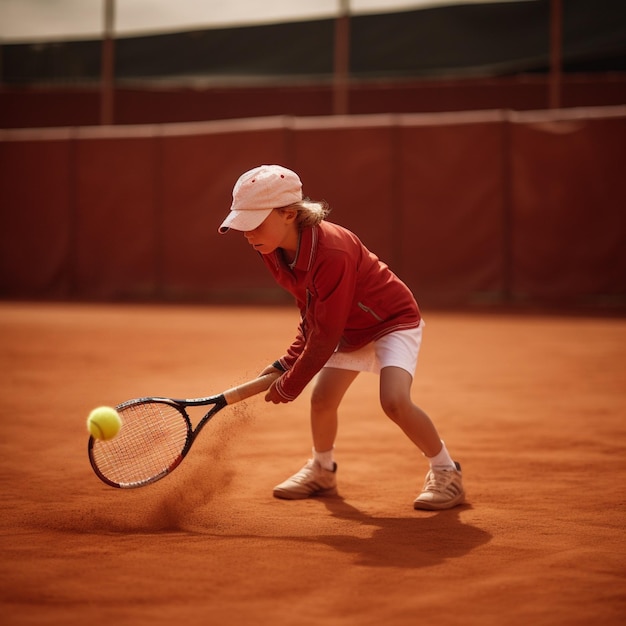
[313,447,335,471]
[427,441,455,470]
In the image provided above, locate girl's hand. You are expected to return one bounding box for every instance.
[258,364,287,403]
[265,380,288,404]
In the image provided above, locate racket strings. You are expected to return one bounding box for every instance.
[90,401,190,487]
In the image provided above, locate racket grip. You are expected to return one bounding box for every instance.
[222,371,281,405]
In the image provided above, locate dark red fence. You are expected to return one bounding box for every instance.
[1,107,624,308]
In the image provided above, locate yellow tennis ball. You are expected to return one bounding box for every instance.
[87,406,121,440]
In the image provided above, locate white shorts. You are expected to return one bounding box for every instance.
[324,321,424,377]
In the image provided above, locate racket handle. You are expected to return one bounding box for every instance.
[222,371,281,405]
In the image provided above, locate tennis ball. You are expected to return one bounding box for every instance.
[87,406,121,440]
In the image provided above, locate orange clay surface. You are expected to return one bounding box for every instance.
[1,302,625,626]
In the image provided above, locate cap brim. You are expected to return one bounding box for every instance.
[218,208,273,234]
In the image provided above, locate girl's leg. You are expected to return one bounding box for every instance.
[273,367,358,500]
[309,367,359,454]
[379,366,464,510]
[378,365,443,457]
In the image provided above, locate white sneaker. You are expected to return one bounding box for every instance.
[413,461,465,510]
[273,459,338,500]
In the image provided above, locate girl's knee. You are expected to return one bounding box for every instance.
[380,393,412,423]
[310,387,339,414]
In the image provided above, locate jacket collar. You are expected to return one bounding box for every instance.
[290,225,318,272]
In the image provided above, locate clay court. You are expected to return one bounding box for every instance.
[1,302,624,625]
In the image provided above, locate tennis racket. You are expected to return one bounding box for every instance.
[88,371,280,489]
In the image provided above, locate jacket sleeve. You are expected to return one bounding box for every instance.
[276,319,306,371]
[274,251,356,401]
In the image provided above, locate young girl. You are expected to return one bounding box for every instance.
[219,164,464,510]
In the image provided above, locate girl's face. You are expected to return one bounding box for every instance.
[243,208,298,257]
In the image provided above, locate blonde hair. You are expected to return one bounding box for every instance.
[286,199,331,229]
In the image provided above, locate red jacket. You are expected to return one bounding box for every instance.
[261,221,421,401]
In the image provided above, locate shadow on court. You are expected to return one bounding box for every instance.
[313,497,491,568]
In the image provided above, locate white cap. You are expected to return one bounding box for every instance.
[218,165,303,233]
